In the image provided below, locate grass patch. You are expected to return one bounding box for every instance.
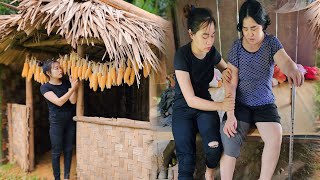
[0,163,41,180]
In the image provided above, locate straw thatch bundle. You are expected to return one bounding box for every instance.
[306,0,320,48]
[0,0,167,73]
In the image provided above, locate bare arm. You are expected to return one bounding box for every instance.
[222,63,239,138]
[274,49,304,86]
[215,58,228,73]
[43,87,77,107]
[175,70,234,111]
[69,78,78,104]
[69,89,78,104]
[44,79,79,107]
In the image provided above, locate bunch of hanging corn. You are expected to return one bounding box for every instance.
[21,51,155,89]
[21,56,49,84]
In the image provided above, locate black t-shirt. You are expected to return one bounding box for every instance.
[40,78,75,114]
[173,42,222,109]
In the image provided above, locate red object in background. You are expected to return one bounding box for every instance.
[304,66,320,80]
[273,65,287,83]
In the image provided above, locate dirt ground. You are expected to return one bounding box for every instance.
[0,150,76,180]
[192,139,320,180]
[0,142,319,180]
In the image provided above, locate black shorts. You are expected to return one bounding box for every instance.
[220,102,281,158]
[223,102,281,125]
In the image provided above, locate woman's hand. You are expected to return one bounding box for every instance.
[222,68,232,83]
[220,96,235,111]
[287,68,304,87]
[69,77,79,89]
[223,115,238,138]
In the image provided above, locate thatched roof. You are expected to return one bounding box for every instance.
[306,0,320,48]
[0,0,169,71]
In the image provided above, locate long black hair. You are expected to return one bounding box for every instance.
[183,5,216,33]
[237,0,271,31]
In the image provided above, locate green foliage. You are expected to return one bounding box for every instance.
[132,0,144,8]
[0,0,18,15]
[125,0,174,18]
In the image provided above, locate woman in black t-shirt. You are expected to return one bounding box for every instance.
[40,59,79,180]
[173,5,234,180]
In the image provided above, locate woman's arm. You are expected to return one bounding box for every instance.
[69,78,78,104]
[69,91,77,104]
[274,49,304,86]
[43,79,79,107]
[175,70,234,111]
[222,63,239,138]
[215,58,228,73]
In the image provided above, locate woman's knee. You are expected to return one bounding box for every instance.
[206,144,223,168]
[263,129,282,147]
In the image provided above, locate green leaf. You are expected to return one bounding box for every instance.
[132,0,145,8]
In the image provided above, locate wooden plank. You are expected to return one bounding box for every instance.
[23,38,104,47]
[73,116,153,130]
[26,78,34,171]
[76,46,85,117]
[6,104,12,163]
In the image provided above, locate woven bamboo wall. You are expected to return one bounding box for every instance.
[76,117,157,180]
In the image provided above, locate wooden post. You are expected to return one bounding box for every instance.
[76,46,84,116]
[26,79,34,171]
[7,104,12,163]
[0,65,3,164]
[149,73,158,126]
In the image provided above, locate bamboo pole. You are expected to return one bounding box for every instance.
[23,38,104,47]
[76,46,84,116]
[26,78,34,171]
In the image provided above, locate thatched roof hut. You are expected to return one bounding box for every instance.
[1,0,175,172]
[0,0,173,75]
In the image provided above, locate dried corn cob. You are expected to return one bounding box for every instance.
[110,65,116,85]
[106,64,113,89]
[124,66,131,84]
[21,57,29,78]
[85,62,93,80]
[62,55,68,75]
[97,63,103,88]
[27,60,35,82]
[34,65,41,82]
[81,58,88,80]
[128,66,135,86]
[116,66,124,86]
[100,65,108,91]
[91,64,99,91]
[77,59,83,79]
[143,60,151,78]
